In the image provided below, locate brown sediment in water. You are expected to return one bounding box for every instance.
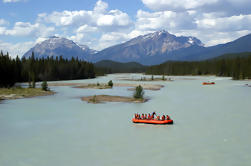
[81,95,147,104]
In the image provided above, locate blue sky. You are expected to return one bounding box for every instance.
[0,0,251,57]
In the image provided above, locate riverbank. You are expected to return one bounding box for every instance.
[81,95,147,104]
[0,87,54,101]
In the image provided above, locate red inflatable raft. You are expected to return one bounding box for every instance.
[202,82,215,85]
[132,118,173,125]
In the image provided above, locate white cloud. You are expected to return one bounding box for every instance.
[135,10,196,31]
[141,0,251,16]
[0,22,55,37]
[196,14,251,31]
[94,0,108,13]
[3,0,23,3]
[0,40,34,58]
[1,0,251,56]
[38,0,132,30]
[76,25,98,33]
[97,10,131,27]
[141,0,218,11]
[0,19,8,25]
[98,32,129,50]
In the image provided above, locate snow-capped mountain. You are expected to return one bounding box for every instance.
[78,44,98,55]
[23,36,93,60]
[92,30,205,64]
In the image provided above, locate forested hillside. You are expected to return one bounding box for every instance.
[0,52,95,88]
[146,52,251,80]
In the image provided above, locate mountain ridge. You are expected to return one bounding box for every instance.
[22,31,251,65]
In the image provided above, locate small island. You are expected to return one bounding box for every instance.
[82,85,147,104]
[74,80,114,89]
[81,95,147,103]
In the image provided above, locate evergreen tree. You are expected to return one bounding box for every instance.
[41,80,49,91]
[134,85,144,99]
[108,80,113,87]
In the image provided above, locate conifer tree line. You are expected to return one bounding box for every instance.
[146,53,251,80]
[0,51,96,88]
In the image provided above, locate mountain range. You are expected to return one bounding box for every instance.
[23,31,251,65]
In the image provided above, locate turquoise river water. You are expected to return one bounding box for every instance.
[0,74,251,166]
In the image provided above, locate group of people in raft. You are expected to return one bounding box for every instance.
[134,112,171,121]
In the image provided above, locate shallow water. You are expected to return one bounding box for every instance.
[0,74,251,166]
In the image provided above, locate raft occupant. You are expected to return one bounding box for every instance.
[151,112,156,120]
[162,115,165,121]
[166,115,170,120]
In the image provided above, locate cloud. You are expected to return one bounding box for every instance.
[196,14,251,31]
[1,0,251,56]
[141,0,218,11]
[0,40,34,58]
[38,0,132,32]
[98,32,129,49]
[133,0,251,47]
[35,0,133,50]
[94,0,108,13]
[76,25,98,33]
[0,19,8,25]
[3,0,25,3]
[0,22,55,37]
[141,0,251,16]
[135,10,196,31]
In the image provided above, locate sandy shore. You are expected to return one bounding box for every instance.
[81,95,147,104]
[48,82,164,91]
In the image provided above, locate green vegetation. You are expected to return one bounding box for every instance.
[108,80,113,87]
[162,75,166,80]
[90,95,97,103]
[0,87,54,100]
[0,51,96,88]
[134,85,144,99]
[41,81,49,91]
[146,53,251,80]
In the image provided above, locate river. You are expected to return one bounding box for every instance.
[0,74,251,166]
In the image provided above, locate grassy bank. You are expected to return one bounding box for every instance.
[0,87,54,100]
